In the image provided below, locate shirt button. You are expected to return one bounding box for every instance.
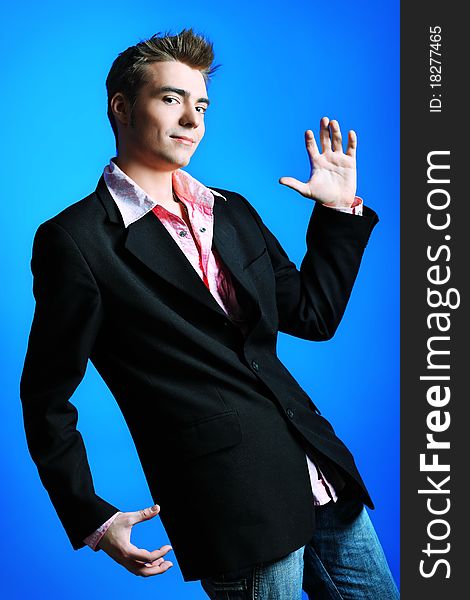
[199,227,206,232]
[286,408,294,419]
[251,360,259,372]
[179,230,188,237]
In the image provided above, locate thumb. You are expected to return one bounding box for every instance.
[279,176,309,196]
[129,504,161,525]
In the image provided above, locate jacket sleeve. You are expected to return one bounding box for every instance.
[83,511,122,551]
[20,220,121,550]
[236,194,379,341]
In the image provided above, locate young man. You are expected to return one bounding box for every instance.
[20,28,399,598]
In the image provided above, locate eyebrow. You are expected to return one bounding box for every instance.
[152,85,211,106]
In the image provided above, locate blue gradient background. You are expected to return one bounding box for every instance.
[2,1,399,597]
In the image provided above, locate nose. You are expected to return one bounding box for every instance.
[179,104,203,129]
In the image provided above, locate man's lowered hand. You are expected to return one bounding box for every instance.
[98,504,174,577]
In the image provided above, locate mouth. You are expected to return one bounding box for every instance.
[170,135,195,146]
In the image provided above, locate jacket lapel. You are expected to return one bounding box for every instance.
[212,197,262,326]
[95,176,261,326]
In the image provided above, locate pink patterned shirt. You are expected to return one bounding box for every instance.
[83,158,363,550]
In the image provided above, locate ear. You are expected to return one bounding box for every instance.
[110,92,131,126]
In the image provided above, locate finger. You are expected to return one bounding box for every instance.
[279,176,310,196]
[330,120,343,152]
[346,129,357,157]
[129,504,160,526]
[126,543,173,564]
[319,116,331,152]
[143,551,173,568]
[144,555,167,568]
[305,129,320,169]
[137,559,174,577]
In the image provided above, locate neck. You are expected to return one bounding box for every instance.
[113,156,176,203]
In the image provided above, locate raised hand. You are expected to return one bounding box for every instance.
[97,504,174,577]
[279,117,357,208]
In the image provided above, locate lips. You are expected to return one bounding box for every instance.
[170,135,194,145]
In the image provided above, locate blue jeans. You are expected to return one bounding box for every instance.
[200,493,399,599]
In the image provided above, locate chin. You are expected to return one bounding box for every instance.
[175,154,192,168]
[151,151,189,170]
[164,144,197,168]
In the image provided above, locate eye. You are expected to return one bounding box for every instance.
[163,96,179,104]
[196,106,207,114]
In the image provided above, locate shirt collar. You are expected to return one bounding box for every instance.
[103,158,227,228]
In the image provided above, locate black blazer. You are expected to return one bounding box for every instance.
[20,176,379,581]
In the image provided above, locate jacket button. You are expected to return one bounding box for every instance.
[286,408,294,419]
[251,360,259,371]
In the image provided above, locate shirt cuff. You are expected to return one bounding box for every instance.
[83,511,122,551]
[321,195,363,216]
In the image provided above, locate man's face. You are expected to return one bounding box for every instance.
[116,61,209,170]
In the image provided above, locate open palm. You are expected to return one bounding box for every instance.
[279,117,357,208]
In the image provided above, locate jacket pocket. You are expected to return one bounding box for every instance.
[242,248,274,292]
[176,410,242,461]
[242,247,271,276]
